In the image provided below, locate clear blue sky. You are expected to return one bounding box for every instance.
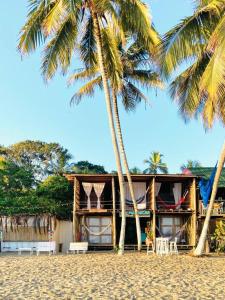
[0,1,224,173]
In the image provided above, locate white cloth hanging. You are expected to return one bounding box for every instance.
[93,183,105,209]
[173,183,182,208]
[82,183,93,209]
[155,182,162,197]
[125,182,146,209]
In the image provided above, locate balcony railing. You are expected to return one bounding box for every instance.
[199,200,225,216]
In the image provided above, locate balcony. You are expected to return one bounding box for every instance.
[199,200,225,216]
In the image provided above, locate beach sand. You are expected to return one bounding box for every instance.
[0,252,224,299]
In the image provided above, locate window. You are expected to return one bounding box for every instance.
[82,217,112,244]
[160,217,182,241]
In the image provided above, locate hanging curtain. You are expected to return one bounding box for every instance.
[82,183,93,209]
[173,183,182,208]
[125,182,146,209]
[155,182,162,197]
[93,183,105,209]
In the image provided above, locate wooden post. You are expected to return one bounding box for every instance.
[191,178,197,247]
[152,177,156,242]
[72,177,77,242]
[112,177,116,249]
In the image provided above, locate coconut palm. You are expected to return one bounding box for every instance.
[69,40,162,251]
[143,152,168,174]
[129,167,142,174]
[159,0,225,256]
[19,0,158,254]
[181,160,202,171]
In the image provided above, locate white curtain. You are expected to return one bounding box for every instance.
[125,182,146,209]
[173,183,182,208]
[155,182,162,197]
[82,183,93,209]
[93,183,105,209]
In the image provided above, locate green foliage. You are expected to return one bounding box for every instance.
[160,0,225,128]
[69,160,107,174]
[181,160,202,171]
[36,175,73,219]
[0,140,72,181]
[129,167,142,174]
[212,220,225,252]
[69,39,162,111]
[143,151,168,174]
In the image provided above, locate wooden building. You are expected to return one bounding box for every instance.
[65,174,198,250]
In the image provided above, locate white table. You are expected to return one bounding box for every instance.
[156,237,169,255]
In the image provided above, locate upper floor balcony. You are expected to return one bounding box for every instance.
[199,198,225,217]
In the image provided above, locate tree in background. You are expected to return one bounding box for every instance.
[181,160,202,171]
[0,141,72,181]
[143,152,168,174]
[159,0,225,256]
[36,175,73,219]
[129,167,142,175]
[69,160,107,174]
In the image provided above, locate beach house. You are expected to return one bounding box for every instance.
[65,173,197,250]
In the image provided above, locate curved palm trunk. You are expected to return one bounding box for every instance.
[91,8,126,255]
[194,141,225,256]
[112,90,142,251]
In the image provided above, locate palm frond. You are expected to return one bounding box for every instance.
[18,0,52,54]
[80,15,97,68]
[41,15,78,80]
[70,76,102,104]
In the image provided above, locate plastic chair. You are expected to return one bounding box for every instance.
[169,237,178,255]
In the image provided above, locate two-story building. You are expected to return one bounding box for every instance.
[65,173,198,250]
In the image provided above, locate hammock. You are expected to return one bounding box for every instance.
[156,220,188,241]
[82,218,111,236]
[157,190,189,209]
[125,186,150,206]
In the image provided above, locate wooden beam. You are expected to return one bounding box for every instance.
[112,177,116,249]
[151,177,156,242]
[72,178,78,242]
[191,178,197,246]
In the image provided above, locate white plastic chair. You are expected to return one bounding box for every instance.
[169,237,178,255]
[156,238,169,255]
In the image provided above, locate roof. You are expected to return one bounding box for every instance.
[64,173,196,183]
[189,167,225,188]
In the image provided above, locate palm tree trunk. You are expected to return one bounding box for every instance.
[194,141,225,256]
[112,90,142,251]
[91,8,126,255]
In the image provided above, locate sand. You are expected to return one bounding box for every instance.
[0,252,224,299]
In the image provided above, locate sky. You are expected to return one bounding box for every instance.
[0,1,224,173]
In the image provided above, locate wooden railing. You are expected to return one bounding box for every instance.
[199,200,225,216]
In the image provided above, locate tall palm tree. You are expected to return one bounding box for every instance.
[143,152,168,174]
[69,40,162,251]
[159,0,225,256]
[19,0,158,254]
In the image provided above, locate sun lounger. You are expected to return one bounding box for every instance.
[67,242,88,254]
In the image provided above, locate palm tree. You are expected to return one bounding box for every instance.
[159,0,225,256]
[143,152,168,174]
[69,40,162,251]
[19,0,158,254]
[129,167,142,175]
[181,160,202,171]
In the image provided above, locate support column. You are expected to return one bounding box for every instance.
[73,177,78,242]
[151,177,156,242]
[191,178,197,247]
[112,177,116,248]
